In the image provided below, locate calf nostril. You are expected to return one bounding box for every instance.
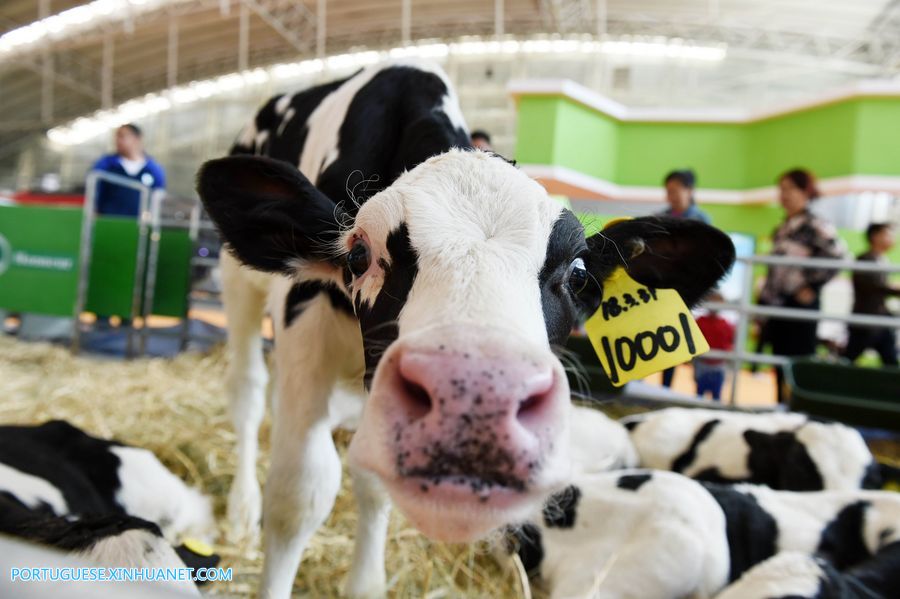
[401,377,432,420]
[517,393,545,420]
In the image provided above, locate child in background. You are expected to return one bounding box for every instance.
[693,291,735,401]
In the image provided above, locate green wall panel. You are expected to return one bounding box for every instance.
[553,100,618,182]
[617,122,747,188]
[854,98,900,175]
[516,93,900,189]
[514,97,559,166]
[745,101,858,188]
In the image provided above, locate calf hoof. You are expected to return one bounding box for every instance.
[226,480,262,544]
[345,572,387,599]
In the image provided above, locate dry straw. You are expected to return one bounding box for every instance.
[0,335,528,598]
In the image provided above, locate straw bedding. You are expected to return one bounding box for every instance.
[0,335,528,598]
[2,335,898,597]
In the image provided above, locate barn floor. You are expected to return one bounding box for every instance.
[1,334,897,597]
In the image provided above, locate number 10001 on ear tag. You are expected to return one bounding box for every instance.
[584,267,709,387]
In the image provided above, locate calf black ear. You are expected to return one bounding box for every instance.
[586,216,735,307]
[197,155,346,274]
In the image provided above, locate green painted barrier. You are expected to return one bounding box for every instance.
[85,217,142,317]
[150,229,193,318]
[0,204,192,320]
[0,205,81,316]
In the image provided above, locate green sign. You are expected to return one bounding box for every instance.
[10,250,76,272]
[0,205,83,316]
[0,232,10,276]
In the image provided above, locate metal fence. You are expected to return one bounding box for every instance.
[701,254,900,404]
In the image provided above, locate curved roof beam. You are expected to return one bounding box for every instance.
[0,0,192,61]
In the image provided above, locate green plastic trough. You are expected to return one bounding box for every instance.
[786,358,900,431]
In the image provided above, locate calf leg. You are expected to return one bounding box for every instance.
[260,296,353,599]
[345,469,391,598]
[221,253,269,543]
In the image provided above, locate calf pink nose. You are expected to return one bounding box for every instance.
[389,347,559,489]
[397,350,555,423]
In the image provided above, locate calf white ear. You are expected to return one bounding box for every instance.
[586,217,735,307]
[196,155,346,274]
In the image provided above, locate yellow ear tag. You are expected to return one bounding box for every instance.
[182,538,215,557]
[584,266,709,387]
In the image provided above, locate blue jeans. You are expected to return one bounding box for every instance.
[695,370,725,400]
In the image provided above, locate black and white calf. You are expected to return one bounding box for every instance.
[198,62,735,597]
[0,420,217,593]
[0,420,215,543]
[508,470,900,599]
[715,549,900,599]
[622,408,885,491]
[1,494,205,596]
[568,404,639,474]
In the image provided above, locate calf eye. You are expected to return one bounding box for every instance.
[347,239,371,277]
[568,257,588,294]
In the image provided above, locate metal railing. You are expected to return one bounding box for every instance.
[700,254,900,405]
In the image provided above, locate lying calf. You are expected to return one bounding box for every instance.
[508,469,900,598]
[0,493,208,596]
[622,407,886,490]
[0,419,219,590]
[0,419,215,544]
[715,549,900,599]
[568,404,639,475]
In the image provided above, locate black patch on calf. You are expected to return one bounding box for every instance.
[817,501,872,570]
[703,483,779,582]
[542,485,581,528]
[616,473,652,491]
[846,540,900,598]
[744,430,825,491]
[622,418,641,431]
[175,544,222,585]
[197,156,346,274]
[0,493,160,553]
[247,75,351,167]
[284,281,355,328]
[861,461,884,490]
[0,420,124,515]
[538,210,589,345]
[672,419,720,473]
[284,282,322,327]
[509,523,545,575]
[312,66,471,215]
[584,217,735,308]
[356,224,418,388]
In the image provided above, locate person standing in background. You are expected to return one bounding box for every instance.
[844,223,899,366]
[661,168,711,224]
[693,291,735,401]
[759,168,846,403]
[470,130,493,152]
[659,168,710,388]
[90,123,166,217]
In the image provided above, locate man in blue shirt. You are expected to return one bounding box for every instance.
[90,123,166,217]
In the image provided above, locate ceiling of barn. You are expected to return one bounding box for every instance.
[2,0,900,159]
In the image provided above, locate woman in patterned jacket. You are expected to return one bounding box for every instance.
[759,168,846,403]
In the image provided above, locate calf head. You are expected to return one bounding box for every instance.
[198,149,734,541]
